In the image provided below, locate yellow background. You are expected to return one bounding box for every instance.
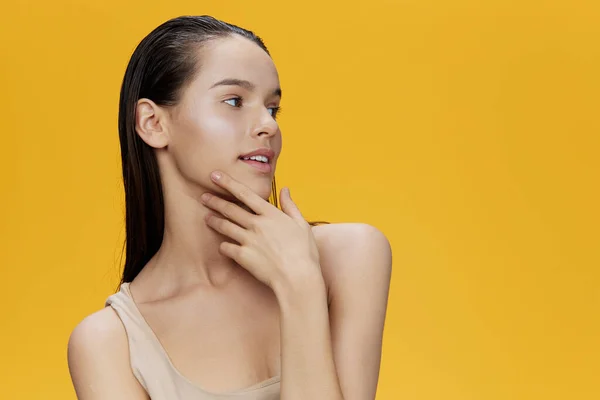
[1,0,598,399]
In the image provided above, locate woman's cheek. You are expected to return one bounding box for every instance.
[196,106,238,136]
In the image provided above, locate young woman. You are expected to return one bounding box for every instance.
[67,15,392,400]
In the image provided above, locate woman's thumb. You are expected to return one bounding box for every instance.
[280,187,304,222]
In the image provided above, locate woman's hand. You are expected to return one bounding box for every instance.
[200,170,322,292]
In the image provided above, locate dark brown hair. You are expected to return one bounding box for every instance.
[118,15,327,284]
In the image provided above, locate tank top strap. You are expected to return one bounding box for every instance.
[105,283,184,397]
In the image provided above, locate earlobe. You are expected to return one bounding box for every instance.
[135,98,169,149]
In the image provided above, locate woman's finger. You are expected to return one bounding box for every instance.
[219,242,245,265]
[205,213,249,244]
[201,192,254,228]
[210,171,271,216]
[280,187,307,224]
[219,243,269,287]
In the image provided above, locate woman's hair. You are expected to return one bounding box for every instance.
[118,15,327,284]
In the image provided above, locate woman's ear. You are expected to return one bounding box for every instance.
[135,98,169,149]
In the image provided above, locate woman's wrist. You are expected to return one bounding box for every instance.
[271,262,327,306]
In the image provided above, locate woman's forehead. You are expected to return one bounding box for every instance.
[195,36,279,89]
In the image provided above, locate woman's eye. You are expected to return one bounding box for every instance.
[224,97,241,107]
[268,106,281,119]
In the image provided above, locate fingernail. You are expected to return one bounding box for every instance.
[211,171,222,181]
[201,193,212,202]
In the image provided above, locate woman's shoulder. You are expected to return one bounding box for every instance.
[68,307,128,374]
[69,307,125,353]
[311,223,392,292]
[67,307,148,398]
[311,222,391,254]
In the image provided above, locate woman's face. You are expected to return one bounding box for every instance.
[162,35,283,203]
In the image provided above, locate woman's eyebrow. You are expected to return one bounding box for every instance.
[210,78,282,98]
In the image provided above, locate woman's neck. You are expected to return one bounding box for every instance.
[133,182,244,296]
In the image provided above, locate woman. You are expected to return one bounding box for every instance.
[67,15,392,400]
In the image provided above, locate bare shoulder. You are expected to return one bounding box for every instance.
[312,222,392,263]
[68,307,148,399]
[312,222,391,252]
[69,307,125,350]
[311,223,393,296]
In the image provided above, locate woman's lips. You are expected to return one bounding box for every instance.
[239,158,272,173]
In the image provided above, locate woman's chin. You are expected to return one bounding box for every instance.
[212,183,273,205]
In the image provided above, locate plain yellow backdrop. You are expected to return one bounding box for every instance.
[1,0,598,399]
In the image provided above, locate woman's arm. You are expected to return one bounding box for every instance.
[67,308,149,400]
[273,223,392,400]
[274,270,345,400]
[316,223,393,400]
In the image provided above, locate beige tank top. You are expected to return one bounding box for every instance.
[105,283,281,400]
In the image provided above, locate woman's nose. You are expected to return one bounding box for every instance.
[250,108,279,137]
